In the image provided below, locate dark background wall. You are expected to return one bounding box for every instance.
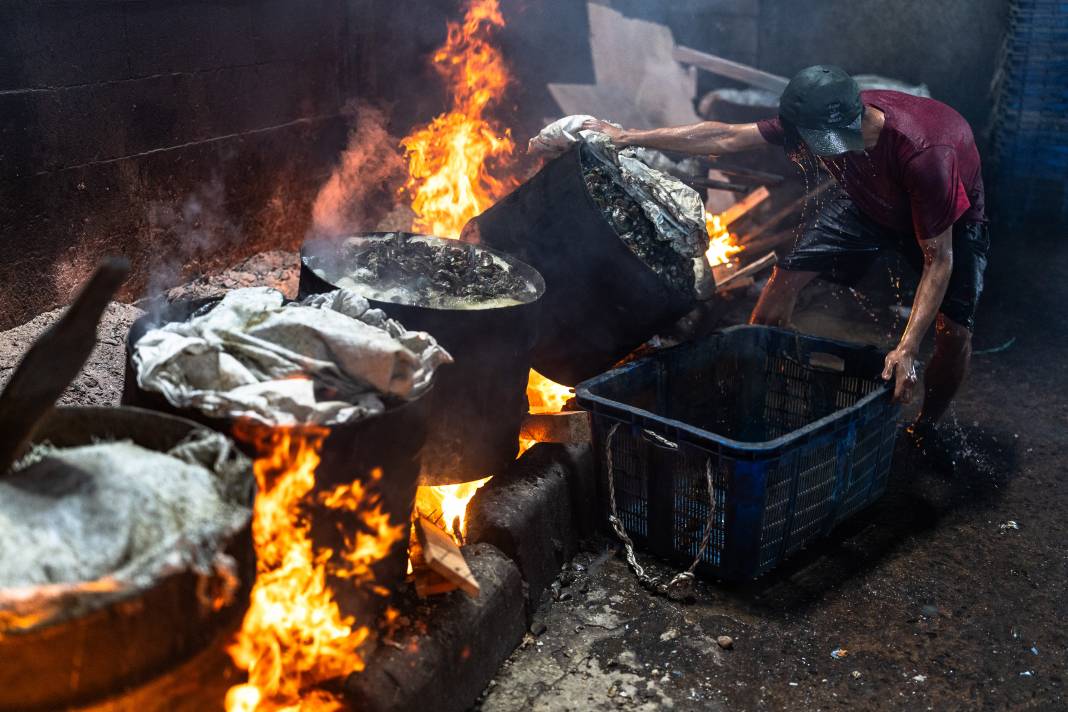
[0,0,1008,329]
[0,0,377,328]
[600,0,1008,132]
[755,0,1009,135]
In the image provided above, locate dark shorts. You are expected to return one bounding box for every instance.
[780,191,990,330]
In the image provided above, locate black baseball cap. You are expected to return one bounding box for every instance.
[779,65,864,156]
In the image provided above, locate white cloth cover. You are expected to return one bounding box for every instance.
[133,287,452,426]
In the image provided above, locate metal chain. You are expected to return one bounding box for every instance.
[604,423,718,600]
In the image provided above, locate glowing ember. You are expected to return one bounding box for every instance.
[225,424,405,711]
[705,212,744,267]
[401,0,518,239]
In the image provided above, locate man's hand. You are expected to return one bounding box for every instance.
[580,118,627,145]
[882,345,919,403]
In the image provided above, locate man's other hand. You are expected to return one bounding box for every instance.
[882,346,919,403]
[580,118,626,145]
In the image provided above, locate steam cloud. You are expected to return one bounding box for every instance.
[144,174,242,301]
[309,102,411,239]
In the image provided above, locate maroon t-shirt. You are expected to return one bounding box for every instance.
[757,90,986,239]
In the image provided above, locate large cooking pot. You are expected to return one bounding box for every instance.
[0,406,254,712]
[299,232,546,485]
[122,297,430,605]
[462,145,697,385]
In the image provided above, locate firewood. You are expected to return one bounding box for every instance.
[715,252,778,292]
[719,187,770,227]
[412,569,459,598]
[520,411,591,444]
[413,517,480,598]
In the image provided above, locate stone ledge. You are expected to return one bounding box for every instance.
[344,543,525,712]
[467,442,597,612]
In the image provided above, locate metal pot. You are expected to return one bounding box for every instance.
[0,406,254,712]
[462,146,696,385]
[299,232,546,485]
[122,297,430,606]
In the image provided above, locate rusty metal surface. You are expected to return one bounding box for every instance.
[0,406,254,712]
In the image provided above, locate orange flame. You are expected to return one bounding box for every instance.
[400,0,576,534]
[401,0,518,239]
[704,212,744,267]
[413,475,493,542]
[224,424,405,711]
[518,370,575,454]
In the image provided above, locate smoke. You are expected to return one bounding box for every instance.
[142,175,243,312]
[309,102,411,239]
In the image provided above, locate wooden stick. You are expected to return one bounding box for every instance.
[699,161,785,186]
[719,186,770,227]
[715,252,777,292]
[413,516,480,598]
[0,258,129,473]
[740,229,801,256]
[740,180,836,244]
[678,176,752,193]
[673,46,789,93]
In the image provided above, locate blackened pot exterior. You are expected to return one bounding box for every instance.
[122,298,428,606]
[463,146,696,385]
[299,233,546,485]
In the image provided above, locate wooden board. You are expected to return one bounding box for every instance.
[672,46,789,94]
[413,517,480,599]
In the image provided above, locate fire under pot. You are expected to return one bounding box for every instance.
[299,232,546,486]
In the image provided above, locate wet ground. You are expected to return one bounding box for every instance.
[478,225,1067,711]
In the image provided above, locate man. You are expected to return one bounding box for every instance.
[583,66,989,459]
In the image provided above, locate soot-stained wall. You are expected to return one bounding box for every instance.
[597,0,1007,133]
[0,0,1009,329]
[756,0,1009,135]
[0,0,376,329]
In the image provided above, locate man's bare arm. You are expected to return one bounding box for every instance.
[580,119,767,156]
[881,228,954,403]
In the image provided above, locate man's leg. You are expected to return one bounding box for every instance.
[916,313,972,425]
[749,267,819,326]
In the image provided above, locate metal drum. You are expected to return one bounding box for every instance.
[462,146,697,385]
[300,232,546,485]
[0,406,254,712]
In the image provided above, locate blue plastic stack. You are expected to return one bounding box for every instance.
[991,0,1068,224]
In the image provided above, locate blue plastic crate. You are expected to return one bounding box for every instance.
[576,326,900,581]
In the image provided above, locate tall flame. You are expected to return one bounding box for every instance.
[704,212,744,267]
[401,0,574,537]
[225,424,405,711]
[401,0,518,238]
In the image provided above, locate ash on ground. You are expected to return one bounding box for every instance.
[581,148,697,300]
[165,250,299,302]
[0,301,142,407]
[316,234,538,309]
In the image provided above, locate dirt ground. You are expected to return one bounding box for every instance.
[479,225,1067,712]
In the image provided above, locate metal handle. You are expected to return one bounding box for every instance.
[640,429,678,450]
[808,351,846,372]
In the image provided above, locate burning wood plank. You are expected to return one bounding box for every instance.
[718,186,770,227]
[413,516,480,598]
[715,252,778,292]
[520,411,592,445]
